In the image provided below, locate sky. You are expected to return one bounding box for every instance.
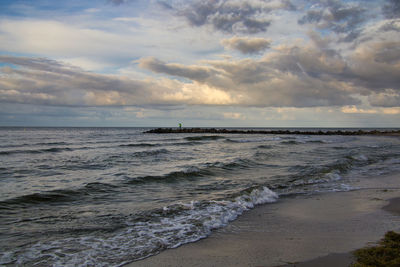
[0,0,399,127]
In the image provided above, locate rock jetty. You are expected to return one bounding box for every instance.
[145,128,400,136]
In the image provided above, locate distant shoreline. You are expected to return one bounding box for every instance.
[145,128,400,136]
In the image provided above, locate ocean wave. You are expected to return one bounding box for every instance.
[119,143,159,147]
[280,138,331,145]
[35,141,70,146]
[1,186,278,266]
[211,158,260,170]
[306,140,328,144]
[0,182,118,208]
[0,157,263,208]
[291,149,399,188]
[280,140,304,145]
[125,158,260,184]
[291,171,343,187]
[125,167,212,184]
[175,141,204,146]
[0,141,70,149]
[184,135,225,141]
[133,149,170,157]
[0,191,79,208]
[3,128,400,267]
[226,137,281,143]
[349,154,369,161]
[257,144,273,149]
[0,147,78,155]
[278,151,387,194]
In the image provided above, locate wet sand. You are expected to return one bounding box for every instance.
[126,174,400,267]
[383,197,400,215]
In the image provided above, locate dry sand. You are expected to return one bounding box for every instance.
[125,174,400,267]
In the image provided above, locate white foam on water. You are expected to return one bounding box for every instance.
[290,171,343,188]
[325,171,342,181]
[3,187,278,267]
[315,183,357,193]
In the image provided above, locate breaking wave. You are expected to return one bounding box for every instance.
[1,186,278,266]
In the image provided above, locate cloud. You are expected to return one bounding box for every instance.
[221,36,271,54]
[0,19,133,60]
[138,48,360,107]
[223,112,245,119]
[382,0,400,19]
[298,0,367,41]
[341,106,377,114]
[2,24,399,110]
[138,57,214,81]
[0,17,221,70]
[0,53,353,109]
[379,20,400,33]
[0,55,237,107]
[368,90,400,107]
[0,55,79,74]
[138,35,400,108]
[382,108,400,115]
[267,39,400,95]
[108,0,133,5]
[340,105,400,115]
[162,0,295,34]
[345,41,400,91]
[373,42,400,64]
[0,55,172,107]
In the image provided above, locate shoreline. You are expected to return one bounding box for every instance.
[145,128,400,136]
[126,174,400,267]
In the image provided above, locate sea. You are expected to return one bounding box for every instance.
[0,127,399,266]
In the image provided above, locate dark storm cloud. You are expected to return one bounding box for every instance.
[382,0,400,19]
[298,0,367,41]
[162,0,295,34]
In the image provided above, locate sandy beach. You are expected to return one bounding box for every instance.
[126,174,400,267]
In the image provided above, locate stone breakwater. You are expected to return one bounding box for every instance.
[145,128,400,136]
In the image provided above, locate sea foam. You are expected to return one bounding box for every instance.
[3,187,278,267]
